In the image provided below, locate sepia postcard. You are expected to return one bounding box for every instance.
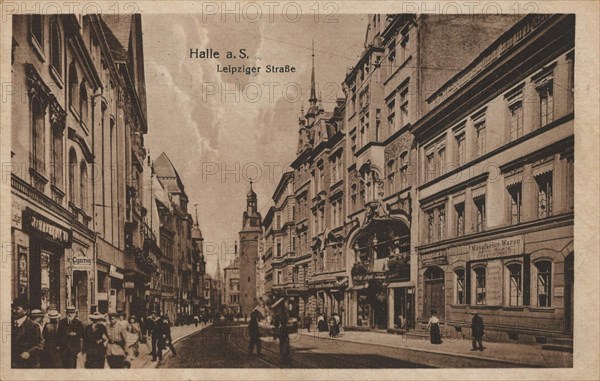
[1,1,598,380]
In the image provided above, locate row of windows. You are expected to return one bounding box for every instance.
[451,260,552,307]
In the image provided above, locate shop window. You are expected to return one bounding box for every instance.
[473,267,486,305]
[474,196,486,233]
[536,172,553,218]
[508,183,522,224]
[535,261,552,307]
[507,263,522,306]
[455,269,465,304]
[455,203,465,237]
[31,96,46,175]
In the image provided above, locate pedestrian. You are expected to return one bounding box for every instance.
[427,310,442,344]
[148,311,162,361]
[57,306,84,368]
[157,315,177,359]
[247,313,262,356]
[333,313,341,336]
[194,315,199,327]
[126,315,141,362]
[11,297,43,368]
[106,312,128,368]
[471,312,485,351]
[328,315,336,337]
[41,309,62,368]
[82,312,108,368]
[278,316,291,364]
[30,309,45,339]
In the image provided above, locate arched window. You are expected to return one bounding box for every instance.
[68,63,78,109]
[31,96,46,174]
[473,266,486,305]
[506,263,522,306]
[50,19,61,74]
[51,123,63,186]
[454,269,465,304]
[79,161,87,211]
[534,260,552,307]
[68,148,77,204]
[31,15,43,47]
[79,81,88,123]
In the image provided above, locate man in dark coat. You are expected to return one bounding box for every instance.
[247,313,262,355]
[82,312,108,368]
[157,315,177,359]
[11,297,43,368]
[471,312,485,351]
[148,311,161,361]
[41,309,63,368]
[57,306,84,368]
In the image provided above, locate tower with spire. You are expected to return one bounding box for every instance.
[238,180,263,316]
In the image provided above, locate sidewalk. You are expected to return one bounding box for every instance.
[132,322,212,368]
[297,329,573,368]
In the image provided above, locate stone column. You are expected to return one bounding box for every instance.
[388,287,395,330]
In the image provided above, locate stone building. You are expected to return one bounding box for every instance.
[10,14,153,322]
[223,256,240,315]
[413,14,575,342]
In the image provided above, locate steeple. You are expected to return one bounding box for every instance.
[309,40,317,106]
[246,180,257,215]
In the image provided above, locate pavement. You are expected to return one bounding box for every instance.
[297,328,573,368]
[133,322,213,368]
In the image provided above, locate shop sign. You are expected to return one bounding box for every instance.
[485,260,503,306]
[71,255,93,271]
[23,208,71,246]
[123,282,135,289]
[308,280,338,289]
[352,272,387,283]
[421,250,448,267]
[109,265,124,279]
[469,236,523,261]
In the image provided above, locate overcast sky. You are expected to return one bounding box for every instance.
[142,14,367,277]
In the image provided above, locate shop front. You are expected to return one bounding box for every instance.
[418,224,574,343]
[346,205,414,331]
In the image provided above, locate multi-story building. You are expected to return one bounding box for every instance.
[10,14,154,322]
[223,256,240,315]
[342,14,518,331]
[413,14,574,342]
[238,182,262,316]
[203,273,221,314]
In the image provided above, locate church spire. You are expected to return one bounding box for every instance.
[309,40,317,105]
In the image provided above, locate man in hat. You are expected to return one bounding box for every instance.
[11,297,43,368]
[83,312,108,368]
[30,309,45,339]
[42,309,63,368]
[471,312,485,351]
[148,311,160,361]
[57,305,84,368]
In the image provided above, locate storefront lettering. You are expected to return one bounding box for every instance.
[24,209,71,245]
[421,251,448,267]
[71,255,93,270]
[469,236,523,261]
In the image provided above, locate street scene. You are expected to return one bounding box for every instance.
[8,8,577,371]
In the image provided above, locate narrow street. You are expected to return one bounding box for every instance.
[160,322,540,368]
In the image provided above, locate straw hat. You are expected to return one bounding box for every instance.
[47,309,61,320]
[30,309,45,317]
[89,312,105,321]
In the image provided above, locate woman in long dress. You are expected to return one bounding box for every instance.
[427,311,442,344]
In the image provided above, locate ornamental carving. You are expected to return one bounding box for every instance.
[384,134,413,162]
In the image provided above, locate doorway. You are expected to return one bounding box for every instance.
[71,270,88,322]
[424,266,445,320]
[564,253,574,335]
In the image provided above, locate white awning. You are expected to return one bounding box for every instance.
[472,185,486,199]
[348,284,368,291]
[533,161,554,177]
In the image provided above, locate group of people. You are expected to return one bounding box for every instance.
[247,309,292,364]
[427,310,485,351]
[11,296,179,369]
[316,313,341,337]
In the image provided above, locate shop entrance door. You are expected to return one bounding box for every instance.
[424,267,445,320]
[72,271,88,322]
[564,253,574,335]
